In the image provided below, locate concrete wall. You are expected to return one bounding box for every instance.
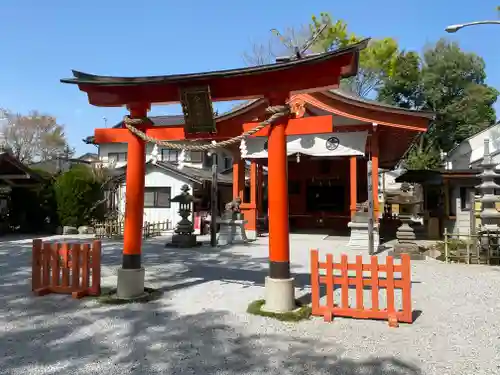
[115,165,195,229]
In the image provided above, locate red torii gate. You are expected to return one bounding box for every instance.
[61,39,368,311]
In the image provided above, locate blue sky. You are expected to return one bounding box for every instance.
[0,0,498,155]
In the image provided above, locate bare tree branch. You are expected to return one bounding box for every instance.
[243,25,312,66]
[0,109,70,163]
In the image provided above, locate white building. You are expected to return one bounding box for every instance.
[398,122,500,236]
[88,115,235,229]
[445,122,500,170]
[439,122,500,233]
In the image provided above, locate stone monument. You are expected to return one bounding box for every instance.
[347,201,380,251]
[165,184,200,248]
[388,182,425,259]
[216,197,248,246]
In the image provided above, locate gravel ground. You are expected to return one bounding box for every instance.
[0,233,499,375]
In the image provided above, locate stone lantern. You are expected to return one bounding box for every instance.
[476,139,500,255]
[388,183,425,259]
[477,139,500,230]
[165,184,200,248]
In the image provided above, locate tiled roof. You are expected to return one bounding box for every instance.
[0,153,45,183]
[112,115,185,128]
[327,89,435,118]
[111,160,232,185]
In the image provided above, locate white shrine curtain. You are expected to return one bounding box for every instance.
[243,131,368,159]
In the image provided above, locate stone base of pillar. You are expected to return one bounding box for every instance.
[347,222,380,251]
[216,219,248,246]
[262,276,295,313]
[246,230,257,241]
[116,267,146,299]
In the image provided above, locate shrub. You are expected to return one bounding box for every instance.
[54,165,106,227]
[435,238,469,252]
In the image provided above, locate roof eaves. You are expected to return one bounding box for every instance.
[325,89,436,119]
[446,121,500,157]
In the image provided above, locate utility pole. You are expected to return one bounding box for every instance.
[367,160,374,255]
[210,151,218,247]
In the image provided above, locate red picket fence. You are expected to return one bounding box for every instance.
[32,239,101,299]
[310,250,412,327]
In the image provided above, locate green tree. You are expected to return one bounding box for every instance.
[375,51,424,109]
[54,165,106,227]
[309,12,399,97]
[423,39,498,151]
[379,39,498,169]
[243,12,398,97]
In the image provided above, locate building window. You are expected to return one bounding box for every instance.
[144,187,171,208]
[460,187,477,211]
[187,151,203,163]
[203,152,213,168]
[162,149,179,163]
[224,156,232,170]
[108,152,127,163]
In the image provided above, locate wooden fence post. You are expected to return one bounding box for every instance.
[354,255,364,311]
[400,254,412,323]
[310,249,320,316]
[371,256,379,312]
[32,239,42,291]
[89,240,101,296]
[324,253,334,322]
[444,228,449,263]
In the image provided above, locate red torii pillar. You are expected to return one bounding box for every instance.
[117,103,149,299]
[262,94,295,312]
[229,95,294,311]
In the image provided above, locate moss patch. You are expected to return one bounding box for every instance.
[96,287,163,305]
[247,299,312,322]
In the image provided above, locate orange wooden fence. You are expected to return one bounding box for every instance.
[32,239,101,299]
[310,250,412,327]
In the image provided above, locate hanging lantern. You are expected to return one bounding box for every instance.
[296,152,301,163]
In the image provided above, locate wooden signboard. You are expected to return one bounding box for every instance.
[180,85,216,134]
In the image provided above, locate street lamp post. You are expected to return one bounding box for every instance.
[445,20,500,33]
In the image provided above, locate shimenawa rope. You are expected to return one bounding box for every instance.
[122,105,290,151]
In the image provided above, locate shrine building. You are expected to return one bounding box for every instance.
[86,89,433,236]
[61,39,432,311]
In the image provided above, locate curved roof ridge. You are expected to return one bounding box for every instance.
[62,39,370,86]
[326,88,435,118]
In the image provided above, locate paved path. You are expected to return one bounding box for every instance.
[0,234,499,374]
